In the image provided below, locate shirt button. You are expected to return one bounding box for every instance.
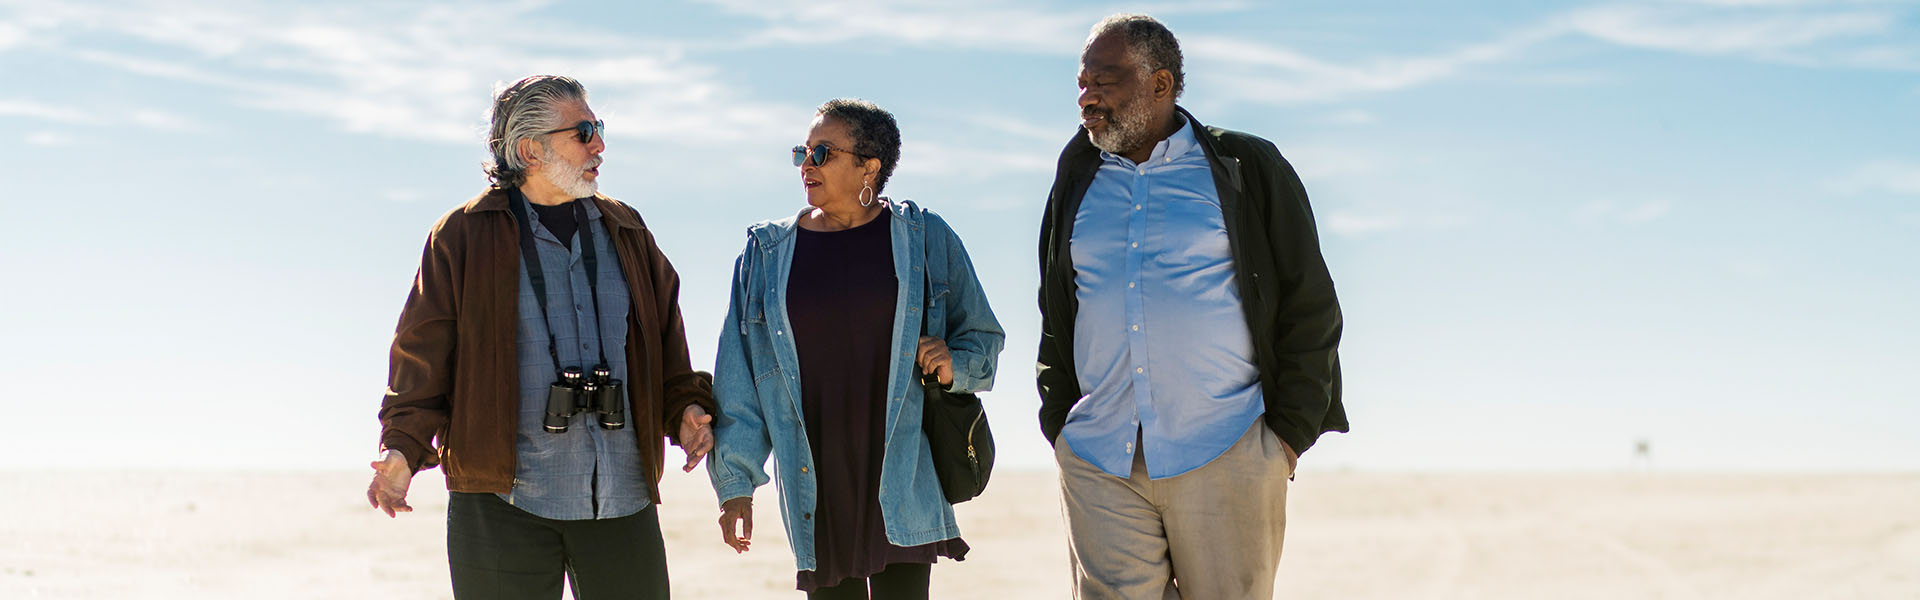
[1128,282,1135,288]
[1134,204,1142,211]
[1137,168,1145,175]
[775,330,783,335]
[1131,242,1138,248]
[803,512,812,520]
[1135,367,1144,374]
[800,466,809,474]
[1125,442,1134,453]
[1131,324,1139,331]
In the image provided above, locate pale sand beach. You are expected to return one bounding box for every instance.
[2,468,1916,599]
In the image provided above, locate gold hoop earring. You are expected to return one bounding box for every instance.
[859,182,875,207]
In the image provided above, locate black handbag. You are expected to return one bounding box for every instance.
[917,210,994,504]
[921,372,994,504]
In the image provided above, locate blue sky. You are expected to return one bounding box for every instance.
[1,0,1914,472]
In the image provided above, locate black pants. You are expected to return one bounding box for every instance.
[806,562,931,600]
[447,492,669,600]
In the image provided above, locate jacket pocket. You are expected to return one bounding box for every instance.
[925,281,951,326]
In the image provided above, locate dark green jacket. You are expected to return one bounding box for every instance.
[1037,107,1346,456]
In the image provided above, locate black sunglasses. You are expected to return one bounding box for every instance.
[791,143,869,167]
[545,119,605,144]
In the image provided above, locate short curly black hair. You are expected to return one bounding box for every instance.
[816,98,902,195]
[1090,14,1185,100]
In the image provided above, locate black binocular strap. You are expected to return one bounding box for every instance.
[505,191,611,371]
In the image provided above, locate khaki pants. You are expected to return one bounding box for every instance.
[1056,422,1291,600]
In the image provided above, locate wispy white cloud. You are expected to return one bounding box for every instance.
[895,139,1054,179]
[696,0,1249,53]
[958,113,1071,146]
[710,0,1899,111]
[1561,3,1900,61]
[698,0,1092,52]
[1318,109,1378,126]
[1575,199,1673,224]
[690,0,1913,109]
[0,99,90,122]
[1193,1,1916,105]
[1830,160,1920,196]
[129,109,199,132]
[24,130,76,146]
[0,98,202,132]
[11,0,1912,155]
[0,21,25,51]
[8,0,798,146]
[1191,25,1563,105]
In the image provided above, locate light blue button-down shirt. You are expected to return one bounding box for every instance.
[500,196,649,520]
[1065,117,1266,479]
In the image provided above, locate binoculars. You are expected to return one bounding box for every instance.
[543,364,626,433]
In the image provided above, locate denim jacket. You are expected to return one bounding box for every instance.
[707,199,1004,571]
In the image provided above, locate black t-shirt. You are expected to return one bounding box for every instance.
[529,200,580,246]
[785,210,966,591]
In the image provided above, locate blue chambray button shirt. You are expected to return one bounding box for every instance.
[500,196,649,520]
[1065,117,1266,479]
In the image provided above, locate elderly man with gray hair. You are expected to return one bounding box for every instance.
[1037,14,1346,599]
[367,74,717,599]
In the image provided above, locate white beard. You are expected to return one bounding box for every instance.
[537,147,601,198]
[1087,90,1158,156]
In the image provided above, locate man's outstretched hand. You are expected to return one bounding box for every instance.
[680,405,715,472]
[367,450,414,518]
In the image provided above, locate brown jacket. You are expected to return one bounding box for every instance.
[377,187,715,501]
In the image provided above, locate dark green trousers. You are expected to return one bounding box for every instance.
[447,492,669,599]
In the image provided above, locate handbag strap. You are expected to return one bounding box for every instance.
[919,205,944,338]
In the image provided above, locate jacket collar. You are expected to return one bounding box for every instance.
[464,186,644,231]
[746,197,921,250]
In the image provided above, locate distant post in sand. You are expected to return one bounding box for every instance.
[1631,438,1653,471]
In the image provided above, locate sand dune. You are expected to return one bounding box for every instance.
[2,468,1915,598]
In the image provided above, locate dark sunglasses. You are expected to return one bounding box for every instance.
[791,143,869,167]
[545,119,605,143]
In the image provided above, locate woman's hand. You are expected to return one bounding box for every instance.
[718,497,753,553]
[916,336,954,386]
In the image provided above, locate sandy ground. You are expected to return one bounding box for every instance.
[2,468,1916,599]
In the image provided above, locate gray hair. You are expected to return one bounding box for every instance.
[1089,14,1185,100]
[484,75,587,188]
[816,98,902,195]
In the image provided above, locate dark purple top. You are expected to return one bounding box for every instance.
[786,210,966,591]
